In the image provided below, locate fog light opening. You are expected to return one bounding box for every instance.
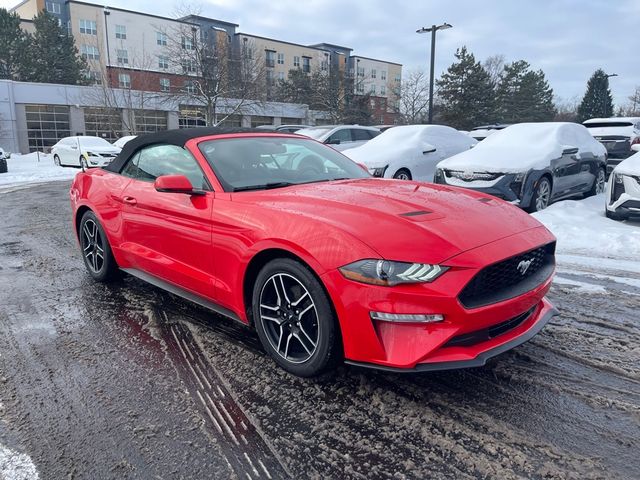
[370,312,444,323]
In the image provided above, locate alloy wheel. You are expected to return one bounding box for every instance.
[81,219,105,273]
[259,273,319,364]
[535,180,551,211]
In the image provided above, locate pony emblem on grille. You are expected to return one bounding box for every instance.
[517,259,532,275]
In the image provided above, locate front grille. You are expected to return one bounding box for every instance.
[459,242,556,309]
[445,170,502,182]
[444,306,536,348]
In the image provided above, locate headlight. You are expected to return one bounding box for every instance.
[369,166,388,177]
[339,259,448,286]
[85,151,99,157]
[513,172,526,182]
[614,174,624,184]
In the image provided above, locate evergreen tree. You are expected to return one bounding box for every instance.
[0,8,31,80]
[435,46,496,130]
[577,69,615,122]
[30,11,86,85]
[275,69,313,104]
[496,60,556,123]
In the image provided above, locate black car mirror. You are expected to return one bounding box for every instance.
[562,146,579,156]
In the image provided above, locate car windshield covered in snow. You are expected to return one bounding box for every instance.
[199,136,369,191]
[77,137,115,148]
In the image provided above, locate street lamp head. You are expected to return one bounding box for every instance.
[439,23,453,30]
[417,23,452,34]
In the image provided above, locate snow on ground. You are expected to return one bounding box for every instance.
[533,193,640,271]
[0,444,39,480]
[0,153,78,188]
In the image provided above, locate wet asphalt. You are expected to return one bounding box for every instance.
[0,180,638,479]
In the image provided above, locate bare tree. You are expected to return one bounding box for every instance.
[482,54,505,88]
[394,69,430,124]
[158,15,267,126]
[553,95,580,122]
[619,86,640,116]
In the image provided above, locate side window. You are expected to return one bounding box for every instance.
[327,129,352,144]
[122,145,211,190]
[353,129,373,141]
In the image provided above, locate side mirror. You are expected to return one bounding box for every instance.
[562,146,579,156]
[422,147,437,154]
[326,138,341,145]
[154,175,205,195]
[631,144,640,153]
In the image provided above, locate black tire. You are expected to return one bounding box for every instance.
[252,258,341,377]
[0,158,7,174]
[585,167,606,197]
[526,177,552,212]
[393,168,412,180]
[79,211,119,282]
[53,155,61,166]
[605,209,626,221]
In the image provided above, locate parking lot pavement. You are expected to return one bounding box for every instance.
[1,181,638,479]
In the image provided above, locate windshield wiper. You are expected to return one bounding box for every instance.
[233,182,295,192]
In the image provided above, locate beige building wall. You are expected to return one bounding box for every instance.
[352,56,402,100]
[12,0,43,20]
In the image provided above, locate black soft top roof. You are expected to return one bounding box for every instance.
[104,127,266,172]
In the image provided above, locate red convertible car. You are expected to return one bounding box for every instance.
[70,128,557,377]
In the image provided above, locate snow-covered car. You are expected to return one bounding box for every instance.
[296,125,380,151]
[113,135,137,149]
[343,125,476,181]
[469,124,510,141]
[605,144,640,220]
[52,136,121,168]
[0,147,10,160]
[434,122,607,212]
[583,117,640,175]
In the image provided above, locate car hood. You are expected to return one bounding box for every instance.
[614,151,640,176]
[233,178,545,264]
[81,146,120,154]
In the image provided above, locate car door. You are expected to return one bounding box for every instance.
[64,138,81,166]
[118,144,216,299]
[325,128,353,151]
[550,149,582,198]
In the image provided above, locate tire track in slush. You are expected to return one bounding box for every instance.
[158,311,290,479]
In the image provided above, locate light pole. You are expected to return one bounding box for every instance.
[604,73,618,117]
[417,23,452,124]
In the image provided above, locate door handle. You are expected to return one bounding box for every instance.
[123,196,137,206]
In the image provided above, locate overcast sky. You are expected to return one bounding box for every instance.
[2,0,636,106]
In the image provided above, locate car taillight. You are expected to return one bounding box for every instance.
[632,137,640,146]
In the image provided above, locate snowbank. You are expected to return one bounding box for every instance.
[0,153,78,188]
[439,122,606,173]
[533,194,640,263]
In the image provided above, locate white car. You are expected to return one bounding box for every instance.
[583,117,640,175]
[0,147,9,160]
[343,125,477,181]
[605,144,640,221]
[296,125,380,152]
[113,135,137,149]
[52,136,121,168]
[468,124,510,141]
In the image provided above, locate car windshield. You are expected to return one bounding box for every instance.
[199,136,369,192]
[296,127,333,140]
[79,137,113,148]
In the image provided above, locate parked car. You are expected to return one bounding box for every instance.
[53,136,121,168]
[257,125,310,133]
[70,127,557,377]
[583,117,640,176]
[113,135,137,149]
[343,125,476,181]
[605,144,640,221]
[468,124,510,141]
[434,122,608,212]
[0,146,10,160]
[0,147,8,174]
[296,125,380,151]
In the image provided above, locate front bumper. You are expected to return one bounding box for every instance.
[322,226,556,370]
[434,171,532,208]
[606,173,640,217]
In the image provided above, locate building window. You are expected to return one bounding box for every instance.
[83,70,102,85]
[156,31,167,46]
[80,45,99,60]
[395,74,401,83]
[293,56,300,67]
[371,69,376,79]
[134,110,167,134]
[118,73,131,89]
[182,36,194,50]
[277,53,284,64]
[160,78,170,92]
[46,2,61,14]
[265,50,275,68]
[370,84,376,95]
[242,42,253,59]
[178,106,206,128]
[158,55,169,69]
[321,60,328,71]
[250,115,273,128]
[115,24,126,40]
[278,71,285,81]
[25,104,70,152]
[302,57,310,73]
[79,19,97,35]
[116,49,128,65]
[183,80,196,94]
[356,82,364,94]
[84,107,122,142]
[381,84,386,96]
[357,66,365,77]
[381,70,386,81]
[182,59,197,74]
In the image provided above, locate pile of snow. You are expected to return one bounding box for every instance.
[0,153,78,188]
[0,443,40,480]
[439,122,606,173]
[533,193,640,263]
